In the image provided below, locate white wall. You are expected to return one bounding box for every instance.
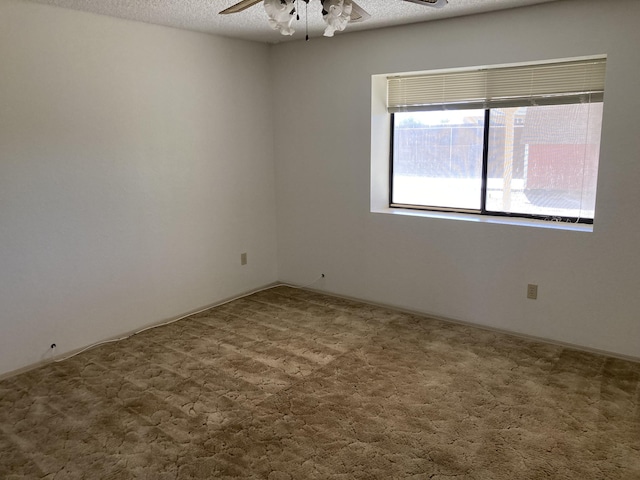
[0,0,278,375]
[271,0,640,358]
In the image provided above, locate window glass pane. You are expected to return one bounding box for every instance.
[486,104,602,220]
[392,110,485,210]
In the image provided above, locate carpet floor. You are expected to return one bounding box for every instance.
[1,286,639,479]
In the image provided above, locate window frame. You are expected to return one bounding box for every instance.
[384,56,606,226]
[389,104,601,226]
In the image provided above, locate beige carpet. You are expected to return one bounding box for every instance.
[1,286,639,479]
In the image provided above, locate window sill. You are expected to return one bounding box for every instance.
[371,207,593,233]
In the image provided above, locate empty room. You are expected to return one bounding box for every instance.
[1,0,639,477]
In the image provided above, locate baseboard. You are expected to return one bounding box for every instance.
[0,281,281,382]
[298,286,640,365]
[4,280,637,383]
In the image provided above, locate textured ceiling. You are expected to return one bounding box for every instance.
[24,0,562,43]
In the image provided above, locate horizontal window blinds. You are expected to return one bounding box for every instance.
[387,57,606,112]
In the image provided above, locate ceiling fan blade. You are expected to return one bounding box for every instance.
[220,0,263,14]
[350,1,371,23]
[403,0,448,7]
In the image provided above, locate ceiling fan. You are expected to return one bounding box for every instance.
[220,0,448,38]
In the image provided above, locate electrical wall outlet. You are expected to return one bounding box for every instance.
[240,253,247,266]
[527,284,538,300]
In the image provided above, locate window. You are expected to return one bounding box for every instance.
[388,57,606,224]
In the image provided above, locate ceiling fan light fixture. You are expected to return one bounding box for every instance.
[221,0,449,39]
[264,0,297,35]
[322,0,353,37]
